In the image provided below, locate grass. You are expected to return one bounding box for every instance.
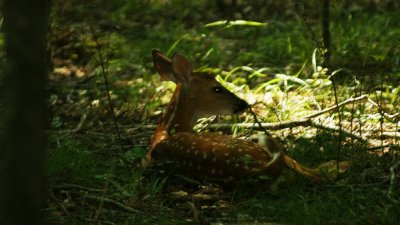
[43,1,400,224]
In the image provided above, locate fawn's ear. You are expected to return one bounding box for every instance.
[171,53,193,84]
[152,49,176,82]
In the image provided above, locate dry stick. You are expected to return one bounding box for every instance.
[52,183,103,193]
[367,144,400,151]
[91,29,122,141]
[297,0,324,52]
[248,106,272,136]
[379,79,385,147]
[350,78,362,145]
[84,195,139,213]
[396,122,399,143]
[47,188,78,225]
[210,95,368,130]
[138,95,392,142]
[305,95,368,119]
[356,51,369,149]
[388,161,400,201]
[322,0,343,170]
[82,219,117,225]
[207,119,311,131]
[371,132,400,139]
[367,98,400,120]
[88,29,122,224]
[208,121,366,141]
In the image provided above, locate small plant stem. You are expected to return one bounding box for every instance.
[322,0,331,68]
[91,29,122,142]
[379,78,385,147]
[331,76,343,169]
[249,106,271,136]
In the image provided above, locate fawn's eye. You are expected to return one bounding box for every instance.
[212,86,223,93]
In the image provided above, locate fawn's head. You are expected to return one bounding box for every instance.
[152,49,248,120]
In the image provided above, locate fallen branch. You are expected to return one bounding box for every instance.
[207,119,312,131]
[207,120,367,141]
[366,132,400,139]
[125,94,397,144]
[47,189,78,225]
[367,98,400,120]
[367,144,400,151]
[306,95,368,119]
[84,194,139,213]
[52,183,103,193]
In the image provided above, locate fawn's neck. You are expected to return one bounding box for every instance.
[151,85,197,148]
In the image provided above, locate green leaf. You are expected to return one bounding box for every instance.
[205,20,267,28]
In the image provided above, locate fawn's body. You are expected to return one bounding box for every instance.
[144,50,349,182]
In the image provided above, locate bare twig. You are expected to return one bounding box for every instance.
[135,94,396,145]
[368,132,400,139]
[329,73,344,169]
[82,219,117,225]
[86,30,122,224]
[206,120,367,141]
[388,161,400,202]
[71,111,88,134]
[207,119,311,131]
[306,95,368,119]
[367,98,400,120]
[84,195,139,213]
[52,183,103,193]
[367,144,400,151]
[47,188,78,225]
[90,29,122,141]
[249,106,272,136]
[297,0,324,52]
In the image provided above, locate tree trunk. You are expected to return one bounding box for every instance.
[0,0,50,224]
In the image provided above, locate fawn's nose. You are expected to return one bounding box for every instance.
[234,99,249,114]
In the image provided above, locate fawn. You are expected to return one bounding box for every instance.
[143,49,349,182]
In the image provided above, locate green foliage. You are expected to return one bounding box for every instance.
[47,135,110,184]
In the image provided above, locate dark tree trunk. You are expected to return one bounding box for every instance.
[0,0,50,224]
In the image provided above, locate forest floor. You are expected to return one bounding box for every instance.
[44,1,399,225]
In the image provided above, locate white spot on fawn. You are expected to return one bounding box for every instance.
[203,153,207,159]
[212,157,217,162]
